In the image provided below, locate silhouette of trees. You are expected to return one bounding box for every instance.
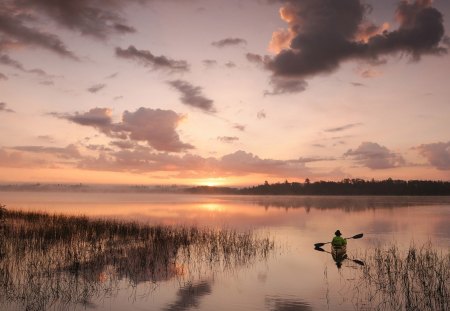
[186,179,450,196]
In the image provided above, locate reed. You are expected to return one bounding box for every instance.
[354,243,449,311]
[0,205,273,310]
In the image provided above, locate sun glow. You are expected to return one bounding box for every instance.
[197,178,226,187]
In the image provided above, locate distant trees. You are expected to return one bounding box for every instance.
[186,178,450,196]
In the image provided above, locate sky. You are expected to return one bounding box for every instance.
[0,0,449,186]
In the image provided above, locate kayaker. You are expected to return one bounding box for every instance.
[331,230,347,247]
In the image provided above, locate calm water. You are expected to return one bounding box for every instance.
[1,192,450,310]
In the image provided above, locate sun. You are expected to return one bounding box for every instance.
[197,178,225,187]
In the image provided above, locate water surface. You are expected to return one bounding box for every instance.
[1,192,449,310]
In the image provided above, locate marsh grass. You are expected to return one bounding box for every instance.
[0,206,273,310]
[353,244,449,311]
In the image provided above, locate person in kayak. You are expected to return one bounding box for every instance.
[331,230,347,247]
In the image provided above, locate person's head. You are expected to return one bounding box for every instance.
[335,230,342,236]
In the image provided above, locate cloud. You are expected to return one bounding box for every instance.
[246,53,266,65]
[116,45,189,72]
[325,123,363,133]
[219,150,309,176]
[12,144,81,159]
[233,124,246,131]
[202,59,217,67]
[57,107,193,153]
[351,82,365,87]
[105,72,119,79]
[168,80,215,113]
[211,37,247,48]
[37,135,56,143]
[225,61,236,68]
[265,0,446,91]
[416,141,450,170]
[0,54,54,77]
[217,136,239,143]
[0,72,7,80]
[113,23,136,34]
[0,54,25,71]
[16,0,137,39]
[257,110,266,119]
[57,107,113,128]
[87,83,106,93]
[265,76,307,95]
[344,142,405,169]
[0,102,14,113]
[0,8,77,59]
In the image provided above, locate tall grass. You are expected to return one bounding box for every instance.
[0,205,273,310]
[354,244,449,311]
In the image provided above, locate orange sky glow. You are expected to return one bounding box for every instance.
[0,0,449,186]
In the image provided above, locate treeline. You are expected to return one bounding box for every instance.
[185,178,450,195]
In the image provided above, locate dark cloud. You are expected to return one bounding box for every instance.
[325,123,363,133]
[87,83,106,93]
[416,141,450,170]
[257,110,266,119]
[168,80,215,113]
[0,102,14,113]
[113,23,136,34]
[57,107,113,128]
[265,77,307,95]
[116,45,189,72]
[57,107,193,153]
[16,0,137,39]
[246,53,265,64]
[344,142,405,169]
[0,7,77,59]
[266,0,446,92]
[0,72,7,80]
[217,136,239,143]
[211,37,247,48]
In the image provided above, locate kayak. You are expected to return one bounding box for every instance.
[331,244,347,262]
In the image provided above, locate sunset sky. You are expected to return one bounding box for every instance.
[0,0,449,186]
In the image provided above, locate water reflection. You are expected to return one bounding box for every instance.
[163,281,212,311]
[0,208,272,310]
[265,296,312,311]
[246,195,450,211]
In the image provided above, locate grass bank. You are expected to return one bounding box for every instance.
[0,205,273,310]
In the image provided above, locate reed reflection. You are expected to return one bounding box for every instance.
[0,206,273,310]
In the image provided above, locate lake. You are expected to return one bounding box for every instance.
[1,192,449,310]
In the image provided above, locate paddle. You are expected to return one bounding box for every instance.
[314,247,365,266]
[314,233,363,248]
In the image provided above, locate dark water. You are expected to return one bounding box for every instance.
[1,192,449,310]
